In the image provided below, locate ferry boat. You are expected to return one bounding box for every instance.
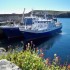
[19,10,62,41]
[0,9,62,40]
[0,21,23,39]
[0,9,25,39]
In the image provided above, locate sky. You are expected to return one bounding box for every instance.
[0,0,70,14]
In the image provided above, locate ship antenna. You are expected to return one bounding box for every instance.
[31,9,33,17]
[44,10,48,19]
[44,11,47,19]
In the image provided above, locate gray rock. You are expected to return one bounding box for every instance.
[0,48,6,55]
[0,59,22,70]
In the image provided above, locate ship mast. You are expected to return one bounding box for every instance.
[31,9,33,17]
[44,11,47,19]
[21,8,25,24]
[21,8,27,29]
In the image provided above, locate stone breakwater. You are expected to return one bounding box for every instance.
[0,14,22,22]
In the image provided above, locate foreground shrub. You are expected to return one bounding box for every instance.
[0,42,69,70]
[0,50,47,70]
[0,49,69,70]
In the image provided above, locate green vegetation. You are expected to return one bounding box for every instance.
[0,43,70,70]
[29,10,70,18]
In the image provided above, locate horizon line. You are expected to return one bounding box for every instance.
[0,9,70,14]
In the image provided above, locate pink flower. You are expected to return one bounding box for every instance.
[45,58,49,65]
[55,56,59,63]
[36,47,38,52]
[67,64,70,69]
[40,48,43,53]
[39,53,44,58]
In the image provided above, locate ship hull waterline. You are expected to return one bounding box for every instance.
[22,27,62,41]
[0,27,23,39]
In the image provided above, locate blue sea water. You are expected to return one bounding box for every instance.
[37,18,70,64]
[0,18,70,64]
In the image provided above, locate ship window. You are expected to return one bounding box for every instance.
[38,21,39,23]
[33,18,36,20]
[35,21,36,23]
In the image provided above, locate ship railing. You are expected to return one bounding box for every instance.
[19,25,32,31]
